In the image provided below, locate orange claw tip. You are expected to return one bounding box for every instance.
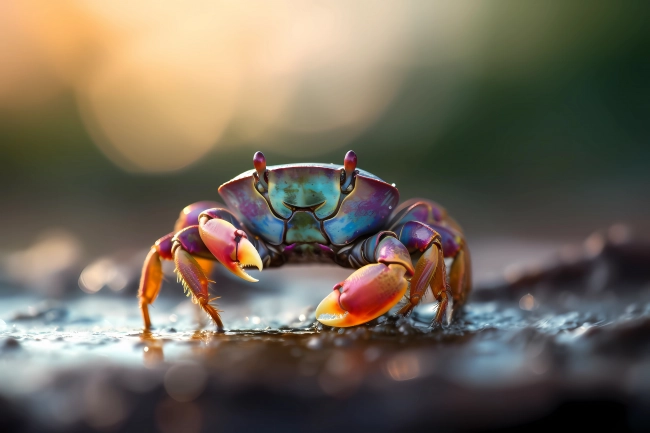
[199,218,263,282]
[315,289,353,327]
[231,236,263,282]
[315,263,408,327]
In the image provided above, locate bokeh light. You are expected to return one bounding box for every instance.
[2,0,424,172]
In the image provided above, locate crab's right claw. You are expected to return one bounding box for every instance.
[315,263,408,327]
[199,218,263,282]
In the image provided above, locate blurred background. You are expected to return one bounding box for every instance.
[1,2,650,432]
[2,0,648,266]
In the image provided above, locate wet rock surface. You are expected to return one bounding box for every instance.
[1,231,650,432]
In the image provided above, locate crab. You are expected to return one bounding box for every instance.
[138,151,471,331]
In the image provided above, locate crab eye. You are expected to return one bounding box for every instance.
[340,150,357,193]
[253,151,268,193]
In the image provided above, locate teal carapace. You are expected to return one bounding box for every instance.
[219,163,398,246]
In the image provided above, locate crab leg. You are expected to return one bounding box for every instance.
[172,243,224,331]
[395,220,469,325]
[448,243,471,305]
[138,233,173,330]
[138,226,219,329]
[139,201,225,329]
[316,235,414,327]
[139,248,162,330]
[138,202,267,331]
[389,199,472,308]
[397,237,448,315]
[387,198,462,234]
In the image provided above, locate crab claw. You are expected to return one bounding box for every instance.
[199,218,263,282]
[315,263,408,327]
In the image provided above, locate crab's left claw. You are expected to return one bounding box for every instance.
[199,218,263,282]
[315,263,408,327]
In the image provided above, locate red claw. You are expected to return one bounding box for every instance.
[315,263,408,327]
[199,218,263,282]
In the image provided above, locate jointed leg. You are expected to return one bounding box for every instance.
[172,242,224,331]
[138,233,173,330]
[448,242,471,305]
[138,202,265,332]
[138,201,260,330]
[139,248,161,330]
[396,230,450,322]
[395,220,470,325]
[388,198,471,304]
[138,226,222,330]
[387,198,462,233]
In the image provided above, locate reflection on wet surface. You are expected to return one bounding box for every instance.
[0,231,649,432]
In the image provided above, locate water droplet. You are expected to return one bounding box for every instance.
[519,294,538,311]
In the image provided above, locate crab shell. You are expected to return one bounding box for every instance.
[218,163,399,246]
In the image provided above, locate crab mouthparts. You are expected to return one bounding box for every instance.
[281,201,326,213]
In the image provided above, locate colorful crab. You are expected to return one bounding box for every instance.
[138,151,471,331]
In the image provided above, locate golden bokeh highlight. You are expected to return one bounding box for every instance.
[1,1,491,170]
